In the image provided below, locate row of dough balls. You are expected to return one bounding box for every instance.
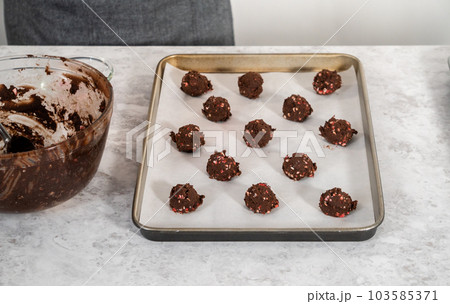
[180,69,342,98]
[169,181,357,218]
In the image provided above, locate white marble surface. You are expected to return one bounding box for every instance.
[0,45,449,286]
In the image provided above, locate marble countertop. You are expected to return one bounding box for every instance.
[0,45,449,285]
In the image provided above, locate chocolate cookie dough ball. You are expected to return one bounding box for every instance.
[238,72,264,99]
[243,119,275,148]
[169,183,205,214]
[313,69,342,95]
[170,124,205,152]
[206,150,241,181]
[319,116,357,147]
[244,183,279,214]
[180,70,212,97]
[282,94,313,122]
[202,96,232,122]
[319,187,357,217]
[283,153,317,181]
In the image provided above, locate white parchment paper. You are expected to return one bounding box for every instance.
[139,63,375,229]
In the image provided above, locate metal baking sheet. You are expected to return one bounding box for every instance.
[132,53,384,241]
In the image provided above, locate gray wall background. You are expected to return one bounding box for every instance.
[0,0,5,45]
[0,0,449,46]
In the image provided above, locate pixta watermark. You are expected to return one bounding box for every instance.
[126,121,325,167]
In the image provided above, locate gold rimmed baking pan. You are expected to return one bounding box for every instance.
[132,53,384,241]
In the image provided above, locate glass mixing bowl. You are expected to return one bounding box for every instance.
[0,55,113,212]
